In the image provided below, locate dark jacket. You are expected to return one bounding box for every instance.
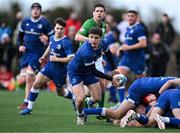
[155,22,175,46]
[149,43,170,64]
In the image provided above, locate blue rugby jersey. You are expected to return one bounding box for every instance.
[47,35,73,70]
[129,77,176,96]
[19,16,54,55]
[124,22,146,58]
[68,40,108,74]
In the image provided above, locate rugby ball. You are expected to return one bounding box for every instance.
[114,74,127,86]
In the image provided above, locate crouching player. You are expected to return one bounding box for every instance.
[121,89,180,129]
[20,18,76,115]
[83,77,177,123]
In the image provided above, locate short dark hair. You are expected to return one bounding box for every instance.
[93,3,105,11]
[89,27,102,37]
[163,13,168,17]
[31,3,42,10]
[127,10,138,15]
[54,18,66,27]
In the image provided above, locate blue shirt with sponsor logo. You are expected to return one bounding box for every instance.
[126,77,177,105]
[20,16,53,55]
[124,22,146,58]
[129,77,177,96]
[47,35,73,70]
[68,40,108,74]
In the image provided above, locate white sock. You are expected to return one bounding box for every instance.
[161,116,170,123]
[77,110,84,116]
[27,101,34,110]
[101,108,106,116]
[31,88,39,93]
[24,99,28,103]
[27,88,39,110]
[72,95,76,101]
[63,89,69,97]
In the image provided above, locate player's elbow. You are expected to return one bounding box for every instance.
[168,80,175,86]
[139,40,147,48]
[142,41,147,48]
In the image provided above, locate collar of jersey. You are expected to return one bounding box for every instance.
[88,40,101,50]
[91,18,102,27]
[31,15,42,22]
[128,22,139,29]
[54,35,66,42]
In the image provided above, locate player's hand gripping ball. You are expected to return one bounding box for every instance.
[113,74,127,86]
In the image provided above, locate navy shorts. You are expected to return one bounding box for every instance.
[20,52,41,73]
[118,55,146,75]
[40,63,66,89]
[68,71,99,86]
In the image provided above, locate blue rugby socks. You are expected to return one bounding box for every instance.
[27,88,39,110]
[117,86,125,103]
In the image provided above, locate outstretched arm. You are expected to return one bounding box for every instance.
[86,64,119,87]
[75,33,89,42]
[159,79,180,94]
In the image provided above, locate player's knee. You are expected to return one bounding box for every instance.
[26,74,35,83]
[93,96,101,103]
[33,81,43,89]
[76,96,85,104]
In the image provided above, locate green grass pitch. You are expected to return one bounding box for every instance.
[0,90,179,132]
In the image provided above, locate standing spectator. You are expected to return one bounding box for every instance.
[64,11,82,36]
[155,13,175,47]
[17,3,54,110]
[0,20,12,37]
[0,20,14,70]
[65,11,82,53]
[0,33,15,70]
[66,26,79,53]
[149,33,169,77]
